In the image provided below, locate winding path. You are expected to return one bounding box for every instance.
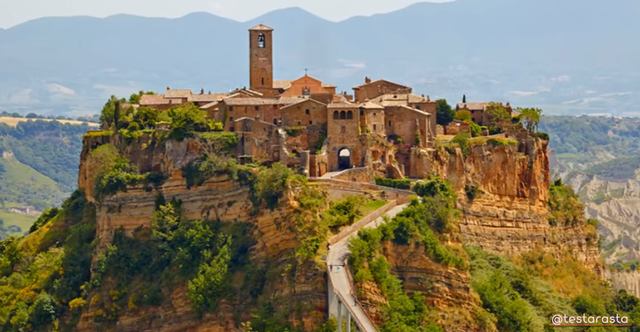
[327,203,409,332]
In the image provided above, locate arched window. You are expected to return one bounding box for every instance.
[258,33,265,48]
[347,111,353,119]
[340,111,346,119]
[261,78,264,85]
[333,111,339,119]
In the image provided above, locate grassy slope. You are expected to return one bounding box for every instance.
[0,157,64,233]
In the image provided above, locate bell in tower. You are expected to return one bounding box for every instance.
[258,33,265,48]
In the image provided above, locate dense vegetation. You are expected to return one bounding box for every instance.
[0,120,92,193]
[348,176,466,331]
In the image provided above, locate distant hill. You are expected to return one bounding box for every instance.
[0,0,639,117]
[0,117,100,127]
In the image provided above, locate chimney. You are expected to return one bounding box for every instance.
[365,76,371,84]
[427,95,430,101]
[208,91,211,94]
[421,94,425,98]
[167,86,170,91]
[201,88,204,95]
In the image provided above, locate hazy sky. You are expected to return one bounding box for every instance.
[0,0,451,29]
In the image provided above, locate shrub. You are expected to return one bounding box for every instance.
[29,207,60,234]
[451,133,470,156]
[375,177,411,190]
[486,137,518,147]
[199,132,238,153]
[254,163,294,209]
[465,184,478,202]
[533,132,550,141]
[284,126,306,137]
[469,122,482,137]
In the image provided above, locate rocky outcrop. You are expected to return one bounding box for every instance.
[413,138,602,274]
[76,132,327,332]
[382,243,490,332]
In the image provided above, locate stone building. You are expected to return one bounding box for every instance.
[455,101,513,126]
[133,23,444,180]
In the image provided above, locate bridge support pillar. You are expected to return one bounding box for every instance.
[337,300,343,332]
[347,312,351,332]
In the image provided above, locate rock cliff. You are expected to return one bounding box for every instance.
[76,132,326,331]
[413,137,602,273]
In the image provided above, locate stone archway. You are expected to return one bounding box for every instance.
[338,148,351,170]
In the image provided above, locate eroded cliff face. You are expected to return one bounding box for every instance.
[413,138,602,274]
[76,133,326,332]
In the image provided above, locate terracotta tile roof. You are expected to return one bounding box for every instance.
[164,89,192,98]
[322,83,336,88]
[353,79,410,89]
[280,98,326,111]
[327,101,357,109]
[399,105,430,116]
[188,93,227,102]
[273,80,292,89]
[358,101,384,110]
[279,96,309,105]
[249,24,273,31]
[140,94,171,106]
[231,88,263,97]
[223,96,306,106]
[199,101,219,110]
[456,102,492,111]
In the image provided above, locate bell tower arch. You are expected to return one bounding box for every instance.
[249,24,274,91]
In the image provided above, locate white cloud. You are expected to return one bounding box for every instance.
[338,59,365,69]
[551,75,570,82]
[47,83,75,95]
[508,86,550,97]
[561,92,633,106]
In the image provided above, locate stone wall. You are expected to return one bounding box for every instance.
[332,167,375,184]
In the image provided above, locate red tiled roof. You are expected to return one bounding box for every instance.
[140,94,170,106]
[249,24,273,31]
[164,89,192,98]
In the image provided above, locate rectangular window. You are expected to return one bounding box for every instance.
[230,127,235,132]
[373,124,377,131]
[255,106,259,111]
[229,117,233,122]
[416,105,421,110]
[309,121,313,125]
[388,121,392,127]
[360,109,364,116]
[306,109,310,114]
[229,106,234,111]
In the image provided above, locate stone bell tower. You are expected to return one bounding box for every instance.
[248,24,274,91]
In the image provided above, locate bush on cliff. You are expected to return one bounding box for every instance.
[548,179,585,227]
[375,177,411,190]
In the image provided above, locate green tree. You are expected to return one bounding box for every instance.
[255,162,293,208]
[436,99,454,126]
[168,103,209,140]
[462,94,466,103]
[485,103,511,133]
[518,107,543,134]
[133,107,159,129]
[99,95,125,127]
[187,236,232,314]
[454,110,472,122]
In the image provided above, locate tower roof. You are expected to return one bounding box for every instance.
[249,24,274,31]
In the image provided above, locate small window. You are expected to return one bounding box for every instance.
[341,126,346,133]
[229,117,233,122]
[255,106,259,111]
[373,112,376,117]
[373,124,377,131]
[359,109,364,116]
[340,111,346,119]
[347,111,353,119]
[298,121,301,125]
[309,120,313,125]
[416,105,421,110]
[273,119,278,125]
[333,111,339,119]
[388,121,391,127]
[261,78,264,85]
[306,109,310,115]
[229,106,234,111]
[230,127,235,132]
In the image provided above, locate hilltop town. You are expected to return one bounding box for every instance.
[109,24,528,181]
